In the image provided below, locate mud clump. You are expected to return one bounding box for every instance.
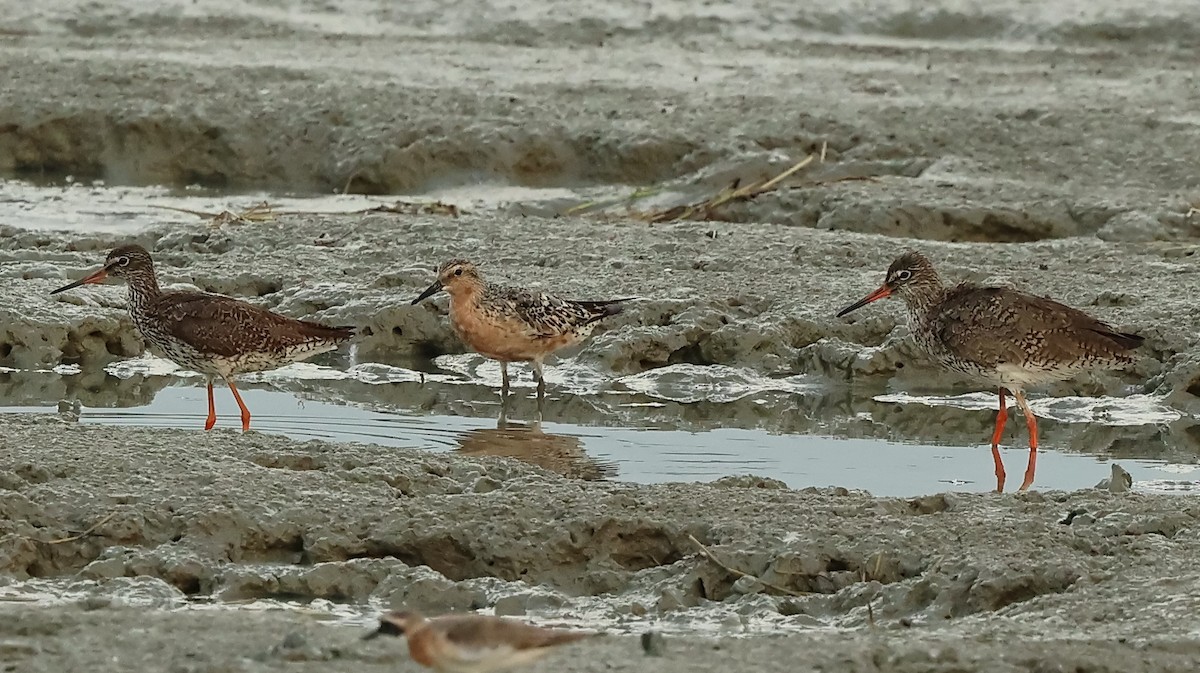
[3,415,1200,656]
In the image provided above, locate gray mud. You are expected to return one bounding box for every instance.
[7,210,1199,412]
[3,0,1200,670]
[5,413,1200,672]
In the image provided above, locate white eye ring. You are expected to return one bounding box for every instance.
[117,256,130,267]
[895,269,912,281]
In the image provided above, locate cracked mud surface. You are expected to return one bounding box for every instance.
[4,414,1200,671]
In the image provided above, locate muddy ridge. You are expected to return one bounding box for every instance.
[0,414,1194,617]
[4,413,1200,671]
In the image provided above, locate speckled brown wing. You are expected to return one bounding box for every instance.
[491,285,628,340]
[931,284,1142,369]
[435,615,590,650]
[147,291,353,356]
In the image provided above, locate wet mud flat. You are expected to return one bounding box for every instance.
[4,211,1199,457]
[3,0,1200,670]
[4,413,1200,672]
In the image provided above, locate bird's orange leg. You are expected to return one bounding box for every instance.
[226,379,252,432]
[990,388,1008,493]
[531,359,546,399]
[204,381,217,431]
[1013,390,1038,491]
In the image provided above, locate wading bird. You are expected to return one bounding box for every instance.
[837,251,1142,492]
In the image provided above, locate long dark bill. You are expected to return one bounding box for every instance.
[361,621,402,641]
[835,285,892,318]
[411,280,444,305]
[50,265,112,295]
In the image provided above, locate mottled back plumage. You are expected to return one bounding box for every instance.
[479,283,626,343]
[433,614,591,650]
[366,611,592,673]
[146,293,354,360]
[923,283,1143,387]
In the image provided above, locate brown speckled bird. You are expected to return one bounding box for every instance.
[363,611,593,673]
[837,251,1143,492]
[51,244,354,431]
[412,259,631,397]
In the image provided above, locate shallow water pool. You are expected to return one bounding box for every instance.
[1,354,1194,496]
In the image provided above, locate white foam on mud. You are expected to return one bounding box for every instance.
[0,577,183,609]
[1155,464,1200,475]
[0,179,451,234]
[31,353,820,406]
[105,355,194,379]
[617,364,823,404]
[874,392,1182,426]
[431,357,825,404]
[105,354,613,391]
[1136,464,1200,493]
[247,362,458,386]
[0,577,825,637]
[0,579,91,606]
[513,602,832,637]
[0,364,81,375]
[95,352,608,392]
[102,355,458,386]
[0,577,381,625]
[1,179,590,236]
[433,354,612,394]
[187,596,382,626]
[1137,478,1200,493]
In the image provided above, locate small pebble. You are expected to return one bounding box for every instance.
[732,575,764,595]
[641,631,665,656]
[1060,507,1088,525]
[493,595,526,616]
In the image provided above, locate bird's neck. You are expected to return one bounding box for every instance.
[446,280,485,308]
[125,269,162,316]
[404,619,432,644]
[901,279,947,326]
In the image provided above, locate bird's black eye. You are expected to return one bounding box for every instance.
[454,268,463,276]
[895,269,912,282]
[116,256,130,267]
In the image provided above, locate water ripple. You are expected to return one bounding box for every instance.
[874,392,1182,426]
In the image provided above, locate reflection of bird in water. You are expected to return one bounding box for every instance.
[454,406,617,481]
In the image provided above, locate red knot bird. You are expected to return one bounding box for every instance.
[51,244,354,432]
[363,611,593,673]
[836,250,1143,492]
[411,259,630,397]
